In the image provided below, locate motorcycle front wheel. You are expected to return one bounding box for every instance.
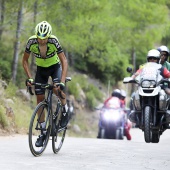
[144,106,152,143]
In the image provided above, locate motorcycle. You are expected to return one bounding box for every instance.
[97,105,126,140]
[123,63,170,143]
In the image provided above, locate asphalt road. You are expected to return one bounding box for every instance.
[0,128,170,170]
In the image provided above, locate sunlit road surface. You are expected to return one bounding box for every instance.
[0,128,170,170]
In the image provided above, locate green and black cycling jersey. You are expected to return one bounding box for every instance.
[25,35,63,67]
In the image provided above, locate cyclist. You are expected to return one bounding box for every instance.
[157,45,170,70]
[22,21,69,147]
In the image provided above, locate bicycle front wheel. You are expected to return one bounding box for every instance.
[28,102,52,156]
[52,104,67,154]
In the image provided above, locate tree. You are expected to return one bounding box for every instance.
[0,0,5,40]
[11,0,23,83]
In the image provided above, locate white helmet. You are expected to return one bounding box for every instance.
[147,49,160,61]
[157,45,169,56]
[35,21,52,39]
[120,89,126,98]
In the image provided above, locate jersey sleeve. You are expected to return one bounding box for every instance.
[49,35,63,54]
[25,39,32,54]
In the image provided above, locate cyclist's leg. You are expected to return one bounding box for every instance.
[51,63,69,127]
[35,66,48,121]
[34,66,49,147]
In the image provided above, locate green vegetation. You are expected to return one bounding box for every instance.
[0,83,33,133]
[68,74,103,109]
[0,106,8,128]
[1,0,170,87]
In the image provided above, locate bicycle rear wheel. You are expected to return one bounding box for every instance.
[52,103,67,154]
[28,102,52,156]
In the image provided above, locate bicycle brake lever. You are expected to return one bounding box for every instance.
[27,86,34,95]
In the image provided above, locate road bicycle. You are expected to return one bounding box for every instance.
[28,77,71,156]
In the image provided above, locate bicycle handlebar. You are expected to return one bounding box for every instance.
[26,77,72,95]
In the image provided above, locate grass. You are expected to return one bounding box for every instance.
[0,77,100,138]
[0,82,33,134]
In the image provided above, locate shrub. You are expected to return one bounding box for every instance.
[5,82,18,98]
[0,106,8,128]
[68,74,103,109]
[86,91,96,109]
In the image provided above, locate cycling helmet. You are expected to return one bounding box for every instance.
[157,45,169,56]
[112,89,121,98]
[147,49,160,61]
[120,89,126,98]
[35,21,52,39]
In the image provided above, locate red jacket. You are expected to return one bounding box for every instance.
[104,96,121,109]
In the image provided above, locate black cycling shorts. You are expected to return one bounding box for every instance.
[34,63,62,95]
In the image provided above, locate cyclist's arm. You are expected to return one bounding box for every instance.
[22,52,32,78]
[58,52,68,83]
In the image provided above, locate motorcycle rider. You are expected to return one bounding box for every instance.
[97,89,131,140]
[129,49,170,123]
[97,89,121,138]
[103,89,121,108]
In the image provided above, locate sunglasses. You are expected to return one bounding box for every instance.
[148,57,157,60]
[37,32,47,38]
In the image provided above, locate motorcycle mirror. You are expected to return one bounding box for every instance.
[126,67,133,73]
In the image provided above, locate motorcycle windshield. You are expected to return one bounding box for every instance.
[138,63,162,85]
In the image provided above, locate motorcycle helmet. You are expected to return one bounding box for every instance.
[147,49,160,62]
[120,89,126,98]
[112,89,121,98]
[35,21,52,39]
[157,45,169,61]
[157,45,169,55]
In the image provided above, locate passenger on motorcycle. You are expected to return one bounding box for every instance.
[157,46,170,110]
[157,45,170,71]
[120,89,126,108]
[129,49,170,123]
[120,89,132,140]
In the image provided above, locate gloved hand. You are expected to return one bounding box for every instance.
[58,82,65,90]
[25,78,34,86]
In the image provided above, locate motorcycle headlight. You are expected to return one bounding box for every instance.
[103,110,120,121]
[141,80,156,88]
